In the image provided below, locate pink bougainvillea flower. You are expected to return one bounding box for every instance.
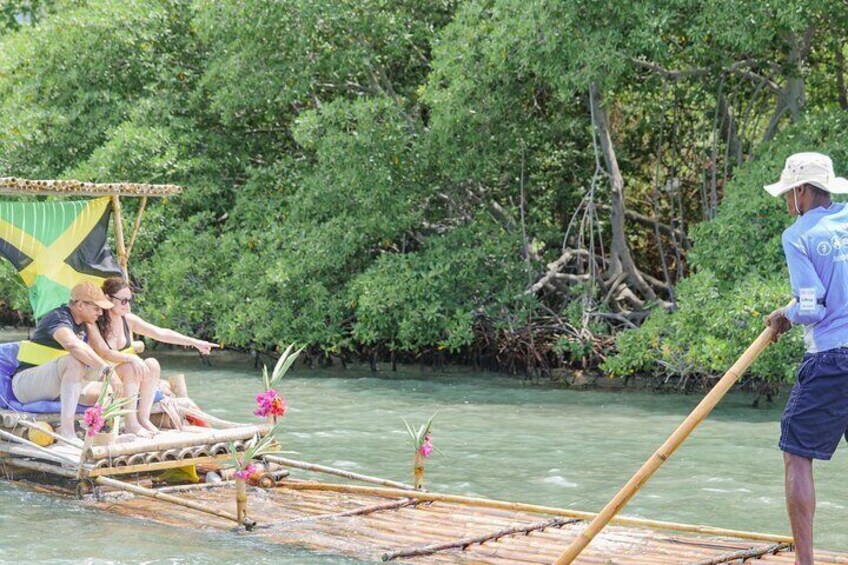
[235,462,257,480]
[254,389,287,418]
[419,433,433,458]
[83,404,106,437]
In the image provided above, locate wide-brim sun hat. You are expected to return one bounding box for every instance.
[764,152,848,197]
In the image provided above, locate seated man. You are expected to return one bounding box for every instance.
[11,282,117,439]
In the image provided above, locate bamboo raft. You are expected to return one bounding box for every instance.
[29,475,848,564]
[3,424,848,565]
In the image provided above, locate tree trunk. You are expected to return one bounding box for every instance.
[836,39,848,110]
[763,28,814,142]
[589,82,657,306]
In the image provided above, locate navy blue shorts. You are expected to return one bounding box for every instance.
[780,347,848,460]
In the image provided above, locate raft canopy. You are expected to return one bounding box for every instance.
[0,178,182,197]
[0,177,183,318]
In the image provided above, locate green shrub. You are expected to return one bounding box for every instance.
[607,110,848,383]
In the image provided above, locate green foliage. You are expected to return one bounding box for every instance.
[608,111,848,383]
[689,111,848,284]
[2,0,848,381]
[349,215,528,352]
[603,271,802,383]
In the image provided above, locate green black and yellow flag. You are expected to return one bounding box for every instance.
[0,197,123,319]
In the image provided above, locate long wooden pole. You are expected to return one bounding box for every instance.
[263,455,416,490]
[89,423,271,459]
[111,194,128,281]
[15,419,84,449]
[279,480,792,543]
[0,428,80,466]
[554,327,775,564]
[125,195,147,263]
[94,475,242,525]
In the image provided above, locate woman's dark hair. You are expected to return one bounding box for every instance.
[97,277,130,339]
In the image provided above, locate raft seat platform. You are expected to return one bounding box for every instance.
[0,406,271,478]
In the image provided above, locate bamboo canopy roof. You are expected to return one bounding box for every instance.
[0,177,182,197]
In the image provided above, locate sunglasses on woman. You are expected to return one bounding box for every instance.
[110,295,134,305]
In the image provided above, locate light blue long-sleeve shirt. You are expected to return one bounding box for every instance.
[782,202,848,352]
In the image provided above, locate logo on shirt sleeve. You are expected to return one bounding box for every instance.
[817,240,833,256]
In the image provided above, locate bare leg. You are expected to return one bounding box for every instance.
[57,356,86,439]
[784,452,815,565]
[115,365,149,436]
[138,358,161,433]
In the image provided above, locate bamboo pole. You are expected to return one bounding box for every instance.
[94,475,245,525]
[125,195,147,263]
[264,455,415,490]
[382,517,581,561]
[690,543,792,565]
[413,451,425,490]
[78,433,94,480]
[86,454,231,477]
[258,498,421,530]
[235,477,248,526]
[89,424,271,459]
[554,326,776,564]
[111,195,129,280]
[0,444,81,466]
[15,419,84,449]
[0,428,80,466]
[279,480,793,544]
[3,457,79,478]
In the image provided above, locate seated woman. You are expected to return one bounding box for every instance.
[86,277,218,436]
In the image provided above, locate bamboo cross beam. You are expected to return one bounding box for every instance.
[278,480,793,544]
[258,498,422,530]
[94,475,246,526]
[0,428,81,466]
[0,444,81,466]
[264,455,416,490]
[690,542,792,565]
[3,457,79,478]
[15,419,84,449]
[382,517,582,561]
[554,327,776,564]
[89,424,271,459]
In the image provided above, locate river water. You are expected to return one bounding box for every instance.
[1,349,846,563]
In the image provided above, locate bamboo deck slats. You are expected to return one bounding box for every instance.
[77,478,848,564]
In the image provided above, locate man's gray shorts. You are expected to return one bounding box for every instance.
[11,359,63,404]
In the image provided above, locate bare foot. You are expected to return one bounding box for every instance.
[140,421,160,435]
[123,426,154,439]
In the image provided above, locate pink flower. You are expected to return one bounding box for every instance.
[254,389,287,418]
[419,433,433,458]
[83,404,105,437]
[235,462,257,480]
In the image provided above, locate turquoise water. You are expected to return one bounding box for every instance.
[2,349,847,562]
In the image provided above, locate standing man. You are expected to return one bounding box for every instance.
[11,282,117,439]
[764,152,848,565]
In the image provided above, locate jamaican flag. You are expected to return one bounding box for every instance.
[0,197,123,320]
